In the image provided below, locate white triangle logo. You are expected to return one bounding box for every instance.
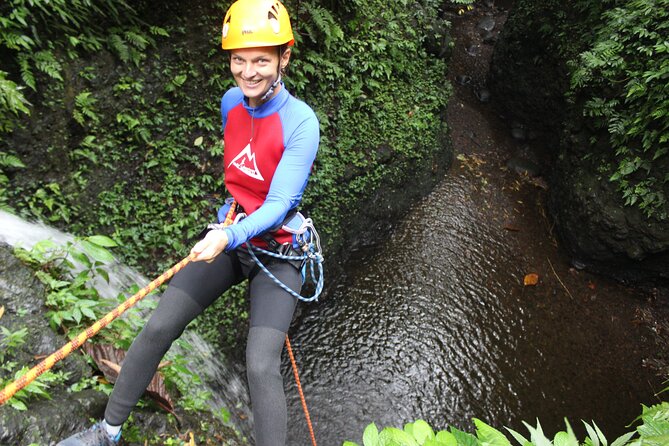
[227,143,264,181]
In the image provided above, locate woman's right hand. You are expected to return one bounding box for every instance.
[191,229,229,263]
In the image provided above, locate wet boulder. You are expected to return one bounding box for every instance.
[0,243,106,445]
[549,151,669,284]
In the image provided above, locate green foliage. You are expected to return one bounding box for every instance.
[8,235,226,421]
[0,0,149,134]
[342,408,669,446]
[73,91,100,126]
[160,339,215,414]
[0,150,25,210]
[14,236,120,331]
[0,366,69,411]
[568,0,669,218]
[0,71,30,132]
[282,0,452,243]
[0,326,28,362]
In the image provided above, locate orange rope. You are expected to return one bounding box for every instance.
[0,203,237,406]
[285,335,317,446]
[0,252,195,405]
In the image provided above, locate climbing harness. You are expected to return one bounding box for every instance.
[247,212,324,302]
[209,201,325,302]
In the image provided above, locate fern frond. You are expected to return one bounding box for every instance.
[125,30,150,50]
[17,54,36,91]
[0,152,26,169]
[108,33,130,63]
[149,26,170,37]
[0,71,31,116]
[33,51,64,81]
[0,32,35,51]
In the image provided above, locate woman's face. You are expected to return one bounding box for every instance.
[230,46,291,107]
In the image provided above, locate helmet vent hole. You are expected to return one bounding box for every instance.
[268,10,280,33]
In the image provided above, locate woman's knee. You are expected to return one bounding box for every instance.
[139,316,183,346]
[246,327,285,380]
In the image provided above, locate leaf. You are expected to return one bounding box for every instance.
[70,250,92,268]
[522,420,552,446]
[86,235,118,248]
[523,273,539,286]
[363,423,380,446]
[435,431,457,446]
[553,431,579,446]
[410,420,435,443]
[473,418,512,446]
[79,240,114,263]
[610,431,635,446]
[9,399,28,411]
[505,427,531,446]
[449,427,478,446]
[0,305,4,321]
[342,442,360,446]
[380,427,419,446]
[194,136,204,146]
[582,421,601,446]
[82,343,174,412]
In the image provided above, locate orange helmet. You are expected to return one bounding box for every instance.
[221,0,295,50]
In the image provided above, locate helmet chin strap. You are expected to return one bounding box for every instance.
[259,73,282,103]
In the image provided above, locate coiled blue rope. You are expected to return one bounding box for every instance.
[246,244,324,302]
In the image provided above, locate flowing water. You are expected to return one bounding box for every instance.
[285,161,663,445]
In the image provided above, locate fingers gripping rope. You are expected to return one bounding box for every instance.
[0,204,238,407]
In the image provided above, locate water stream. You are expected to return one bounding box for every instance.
[284,162,662,446]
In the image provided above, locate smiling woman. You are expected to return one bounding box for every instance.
[229,48,292,108]
[56,1,322,446]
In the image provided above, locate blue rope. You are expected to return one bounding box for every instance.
[246,244,324,302]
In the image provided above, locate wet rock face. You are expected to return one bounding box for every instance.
[0,243,106,444]
[487,1,568,137]
[488,0,669,284]
[549,156,669,284]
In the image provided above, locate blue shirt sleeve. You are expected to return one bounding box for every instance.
[224,98,320,250]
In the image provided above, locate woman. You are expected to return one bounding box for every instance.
[58,0,320,445]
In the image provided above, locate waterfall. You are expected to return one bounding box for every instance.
[0,209,252,438]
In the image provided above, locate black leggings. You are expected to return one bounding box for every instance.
[104,247,300,446]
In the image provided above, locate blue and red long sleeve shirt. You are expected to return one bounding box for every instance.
[220,85,320,250]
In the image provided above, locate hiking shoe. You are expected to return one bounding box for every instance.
[57,422,121,445]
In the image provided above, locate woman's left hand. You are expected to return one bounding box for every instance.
[191,229,229,262]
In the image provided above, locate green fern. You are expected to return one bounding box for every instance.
[300,3,344,50]
[108,33,130,63]
[33,50,63,81]
[0,71,30,132]
[73,91,100,126]
[125,30,150,50]
[17,53,35,91]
